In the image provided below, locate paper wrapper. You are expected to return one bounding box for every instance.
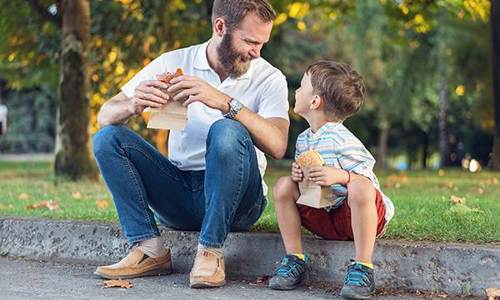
[146,68,188,130]
[296,150,334,209]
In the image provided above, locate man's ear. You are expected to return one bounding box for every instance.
[309,95,323,110]
[214,17,226,37]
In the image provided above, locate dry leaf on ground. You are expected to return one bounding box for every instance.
[437,293,448,298]
[26,200,60,211]
[103,279,133,289]
[18,193,30,200]
[0,203,13,210]
[486,287,500,300]
[72,191,83,199]
[96,199,109,209]
[438,169,445,177]
[450,195,465,205]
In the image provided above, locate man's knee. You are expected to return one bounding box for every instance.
[207,119,251,157]
[273,176,297,203]
[92,125,128,158]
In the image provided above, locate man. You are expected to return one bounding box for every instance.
[0,95,7,136]
[92,0,289,288]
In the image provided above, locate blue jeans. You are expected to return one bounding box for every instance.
[92,119,267,248]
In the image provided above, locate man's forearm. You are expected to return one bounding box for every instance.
[97,98,134,128]
[234,107,288,159]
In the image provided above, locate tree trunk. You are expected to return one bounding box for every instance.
[422,131,429,169]
[437,9,449,168]
[438,77,449,167]
[55,0,96,180]
[376,119,390,170]
[489,0,500,169]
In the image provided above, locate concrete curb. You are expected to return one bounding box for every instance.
[0,217,498,296]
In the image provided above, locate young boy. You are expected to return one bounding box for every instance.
[268,61,394,299]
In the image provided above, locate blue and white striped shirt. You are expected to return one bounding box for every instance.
[295,122,394,223]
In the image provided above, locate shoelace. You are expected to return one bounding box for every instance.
[274,256,303,278]
[344,263,370,287]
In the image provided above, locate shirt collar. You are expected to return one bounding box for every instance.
[194,39,254,81]
[308,122,342,138]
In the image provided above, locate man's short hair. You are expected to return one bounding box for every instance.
[306,61,366,121]
[211,0,276,29]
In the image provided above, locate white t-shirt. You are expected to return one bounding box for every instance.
[0,105,7,123]
[121,40,289,196]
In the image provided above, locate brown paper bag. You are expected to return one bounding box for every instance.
[296,149,334,208]
[146,68,188,130]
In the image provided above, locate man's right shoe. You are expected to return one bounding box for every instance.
[189,249,226,288]
[268,254,307,290]
[94,247,172,279]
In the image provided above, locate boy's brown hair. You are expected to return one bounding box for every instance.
[212,0,276,30]
[306,60,366,121]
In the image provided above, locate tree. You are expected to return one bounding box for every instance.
[489,0,500,169]
[54,0,96,179]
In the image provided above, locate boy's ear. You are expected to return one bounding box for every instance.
[309,95,323,110]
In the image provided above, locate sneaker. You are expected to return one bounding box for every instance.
[340,260,375,299]
[189,249,226,288]
[94,247,172,279]
[268,254,307,290]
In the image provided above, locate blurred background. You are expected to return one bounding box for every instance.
[0,0,496,177]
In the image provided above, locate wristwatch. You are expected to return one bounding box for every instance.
[223,98,244,119]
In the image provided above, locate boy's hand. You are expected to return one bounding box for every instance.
[308,166,349,187]
[291,162,303,182]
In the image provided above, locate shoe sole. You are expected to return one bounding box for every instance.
[341,290,375,300]
[189,280,226,288]
[94,263,173,280]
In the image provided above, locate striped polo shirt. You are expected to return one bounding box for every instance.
[295,122,395,224]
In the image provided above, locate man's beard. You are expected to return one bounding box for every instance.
[217,31,252,78]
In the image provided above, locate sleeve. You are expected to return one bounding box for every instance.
[294,132,307,160]
[120,52,173,98]
[337,145,378,183]
[256,72,289,121]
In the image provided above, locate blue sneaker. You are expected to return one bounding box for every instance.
[340,260,375,299]
[268,254,307,290]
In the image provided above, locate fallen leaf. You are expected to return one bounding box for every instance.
[103,279,133,289]
[437,293,448,298]
[444,181,455,189]
[486,287,500,300]
[477,188,484,194]
[415,290,422,295]
[18,193,30,200]
[96,199,109,209]
[72,191,82,199]
[438,169,445,177]
[26,200,60,211]
[450,195,465,205]
[255,275,270,284]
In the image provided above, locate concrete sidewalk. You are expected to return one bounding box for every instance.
[0,217,498,297]
[0,256,440,300]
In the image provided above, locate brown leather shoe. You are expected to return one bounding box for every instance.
[189,249,226,288]
[94,247,172,279]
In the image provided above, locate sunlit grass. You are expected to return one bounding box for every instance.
[0,161,498,243]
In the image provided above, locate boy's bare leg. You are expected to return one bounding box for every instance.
[347,178,378,263]
[273,176,303,254]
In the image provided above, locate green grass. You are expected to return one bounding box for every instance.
[0,161,499,243]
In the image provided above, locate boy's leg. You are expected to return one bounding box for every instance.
[269,176,307,290]
[347,178,378,264]
[273,176,302,254]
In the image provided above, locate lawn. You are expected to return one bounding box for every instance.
[0,160,499,243]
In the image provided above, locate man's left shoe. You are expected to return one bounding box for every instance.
[340,260,376,299]
[189,249,226,288]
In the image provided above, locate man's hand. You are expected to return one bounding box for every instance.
[168,75,232,113]
[308,166,349,187]
[130,80,171,114]
[291,162,303,182]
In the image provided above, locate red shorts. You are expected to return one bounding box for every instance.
[298,189,386,241]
